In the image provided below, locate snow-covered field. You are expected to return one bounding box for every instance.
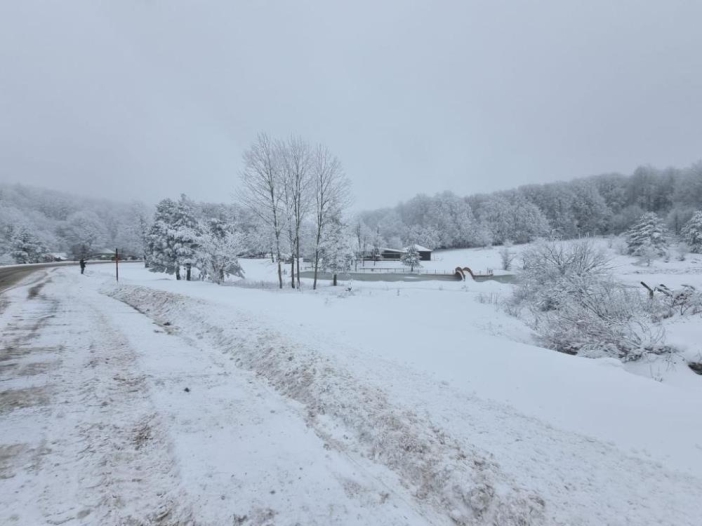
[1,242,702,525]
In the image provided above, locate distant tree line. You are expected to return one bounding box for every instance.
[4,160,701,280]
[356,162,702,249]
[0,183,151,263]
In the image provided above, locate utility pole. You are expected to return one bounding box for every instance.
[115,248,119,282]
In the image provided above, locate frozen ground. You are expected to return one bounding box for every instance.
[1,244,702,525]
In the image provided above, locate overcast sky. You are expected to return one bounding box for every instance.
[1,1,701,209]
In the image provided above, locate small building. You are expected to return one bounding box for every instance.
[368,246,433,261]
[379,248,404,260]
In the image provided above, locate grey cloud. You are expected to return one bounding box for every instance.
[1,0,700,208]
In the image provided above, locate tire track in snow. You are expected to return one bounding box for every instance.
[0,273,196,525]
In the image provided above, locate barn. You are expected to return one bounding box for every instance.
[406,244,432,261]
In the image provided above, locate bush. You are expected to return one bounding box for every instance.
[651,284,702,317]
[511,240,669,360]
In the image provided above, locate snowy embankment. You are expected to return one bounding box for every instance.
[87,259,702,525]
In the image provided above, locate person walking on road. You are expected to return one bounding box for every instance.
[79,258,86,275]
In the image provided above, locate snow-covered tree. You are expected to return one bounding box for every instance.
[681,211,702,253]
[626,212,669,263]
[471,220,493,248]
[471,193,549,245]
[239,134,286,288]
[115,201,153,261]
[370,227,383,264]
[11,228,47,264]
[311,145,350,290]
[499,241,515,271]
[280,136,314,289]
[401,244,421,272]
[666,207,695,236]
[402,225,439,251]
[352,220,373,269]
[60,210,107,259]
[147,195,199,280]
[195,219,245,284]
[320,218,354,286]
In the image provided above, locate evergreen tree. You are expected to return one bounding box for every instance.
[681,211,702,253]
[626,212,669,261]
[11,228,47,264]
[147,195,199,280]
[401,244,422,272]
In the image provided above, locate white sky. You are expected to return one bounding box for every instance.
[1,1,701,208]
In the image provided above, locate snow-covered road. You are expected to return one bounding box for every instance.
[0,269,434,525]
[2,267,702,525]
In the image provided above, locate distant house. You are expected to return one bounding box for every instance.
[379,248,404,260]
[365,245,433,262]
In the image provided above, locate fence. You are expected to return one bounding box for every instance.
[300,265,495,277]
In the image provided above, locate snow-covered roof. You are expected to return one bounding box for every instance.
[406,244,431,252]
[379,247,404,253]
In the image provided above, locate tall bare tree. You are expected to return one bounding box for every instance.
[352,219,371,270]
[311,145,350,290]
[239,134,285,289]
[280,136,313,288]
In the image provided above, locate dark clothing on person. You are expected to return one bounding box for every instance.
[80,259,86,275]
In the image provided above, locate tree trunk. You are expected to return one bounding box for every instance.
[333,273,337,286]
[175,265,181,280]
[274,234,283,289]
[296,255,301,289]
[186,265,191,281]
[312,223,323,290]
[290,257,295,288]
[313,249,320,290]
[295,226,301,289]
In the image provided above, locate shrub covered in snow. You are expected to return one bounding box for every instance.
[650,284,702,318]
[512,240,668,360]
[681,210,702,253]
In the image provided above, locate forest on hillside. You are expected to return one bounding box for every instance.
[358,162,702,250]
[0,184,151,263]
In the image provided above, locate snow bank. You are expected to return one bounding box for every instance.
[106,284,547,525]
